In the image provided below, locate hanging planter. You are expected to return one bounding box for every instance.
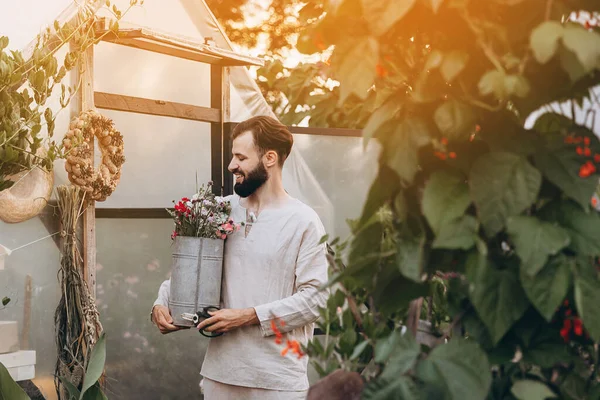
[0,167,54,224]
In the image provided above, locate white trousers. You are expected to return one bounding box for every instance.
[201,378,308,400]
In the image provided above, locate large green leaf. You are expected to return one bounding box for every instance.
[534,140,599,211]
[358,166,400,227]
[415,339,491,400]
[562,25,600,73]
[507,216,570,276]
[363,99,401,148]
[432,215,477,250]
[379,332,420,380]
[511,380,557,400]
[336,36,379,103]
[422,171,470,234]
[0,362,30,400]
[434,100,476,141]
[472,260,530,344]
[59,377,81,400]
[386,118,431,184]
[360,0,416,37]
[546,201,600,256]
[530,21,564,64]
[574,260,600,341]
[470,152,542,236]
[520,255,572,322]
[362,376,420,400]
[374,329,402,363]
[82,384,108,400]
[79,333,106,400]
[396,219,426,282]
[440,51,468,82]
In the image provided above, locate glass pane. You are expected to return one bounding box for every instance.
[0,218,62,399]
[96,218,206,399]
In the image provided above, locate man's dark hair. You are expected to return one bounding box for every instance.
[231,116,293,166]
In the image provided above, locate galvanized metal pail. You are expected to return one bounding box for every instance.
[169,236,224,327]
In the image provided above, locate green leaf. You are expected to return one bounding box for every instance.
[59,376,81,400]
[1,297,10,306]
[415,339,491,400]
[547,201,600,256]
[0,362,30,400]
[470,152,542,236]
[374,329,402,363]
[363,99,400,148]
[472,260,530,344]
[520,255,572,322]
[336,36,379,103]
[534,137,599,211]
[562,25,600,73]
[362,376,420,400]
[82,383,108,400]
[358,166,400,227]
[396,219,426,282]
[511,380,557,400]
[79,333,106,400]
[349,340,370,361]
[574,261,600,341]
[530,21,564,64]
[360,0,416,37]
[386,118,430,184]
[380,332,420,379]
[434,100,476,141]
[507,216,570,276]
[433,215,477,250]
[422,171,470,234]
[478,69,505,99]
[440,51,469,82]
[0,36,9,50]
[504,75,530,98]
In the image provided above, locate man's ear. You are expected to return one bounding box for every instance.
[263,150,279,167]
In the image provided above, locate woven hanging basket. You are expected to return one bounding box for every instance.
[0,167,54,224]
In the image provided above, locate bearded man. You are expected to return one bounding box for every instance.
[151,116,329,399]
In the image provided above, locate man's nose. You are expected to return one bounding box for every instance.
[227,159,237,172]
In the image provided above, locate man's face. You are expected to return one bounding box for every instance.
[228,131,269,198]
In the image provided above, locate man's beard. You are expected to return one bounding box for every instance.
[233,162,269,198]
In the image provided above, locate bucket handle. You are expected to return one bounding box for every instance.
[193,306,224,338]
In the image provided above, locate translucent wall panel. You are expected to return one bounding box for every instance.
[289,134,380,239]
[96,219,207,399]
[53,112,212,208]
[0,219,62,399]
[94,42,211,108]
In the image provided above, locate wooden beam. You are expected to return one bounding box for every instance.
[96,27,263,67]
[226,123,362,138]
[71,43,96,299]
[94,92,220,123]
[222,68,233,197]
[96,208,171,219]
[210,65,224,196]
[288,126,362,138]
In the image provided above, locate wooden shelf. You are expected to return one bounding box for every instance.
[96,26,263,67]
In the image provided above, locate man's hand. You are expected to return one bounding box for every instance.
[196,308,259,334]
[152,305,188,334]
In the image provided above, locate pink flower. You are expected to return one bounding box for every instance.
[221,234,227,239]
[222,223,233,232]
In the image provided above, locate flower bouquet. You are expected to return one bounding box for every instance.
[166,182,241,333]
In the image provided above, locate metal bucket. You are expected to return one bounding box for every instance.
[169,236,224,327]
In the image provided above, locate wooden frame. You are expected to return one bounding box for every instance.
[96,27,263,67]
[94,92,220,123]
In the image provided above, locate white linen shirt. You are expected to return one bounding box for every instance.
[154,194,329,391]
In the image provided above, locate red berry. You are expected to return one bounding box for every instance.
[584,147,592,157]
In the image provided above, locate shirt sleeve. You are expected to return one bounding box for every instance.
[153,279,171,308]
[253,215,330,337]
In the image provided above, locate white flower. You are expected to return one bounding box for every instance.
[192,194,200,201]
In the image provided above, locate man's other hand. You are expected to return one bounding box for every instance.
[152,305,188,334]
[196,308,259,334]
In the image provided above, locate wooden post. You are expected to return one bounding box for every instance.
[221,68,233,196]
[71,43,96,299]
[210,65,224,195]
